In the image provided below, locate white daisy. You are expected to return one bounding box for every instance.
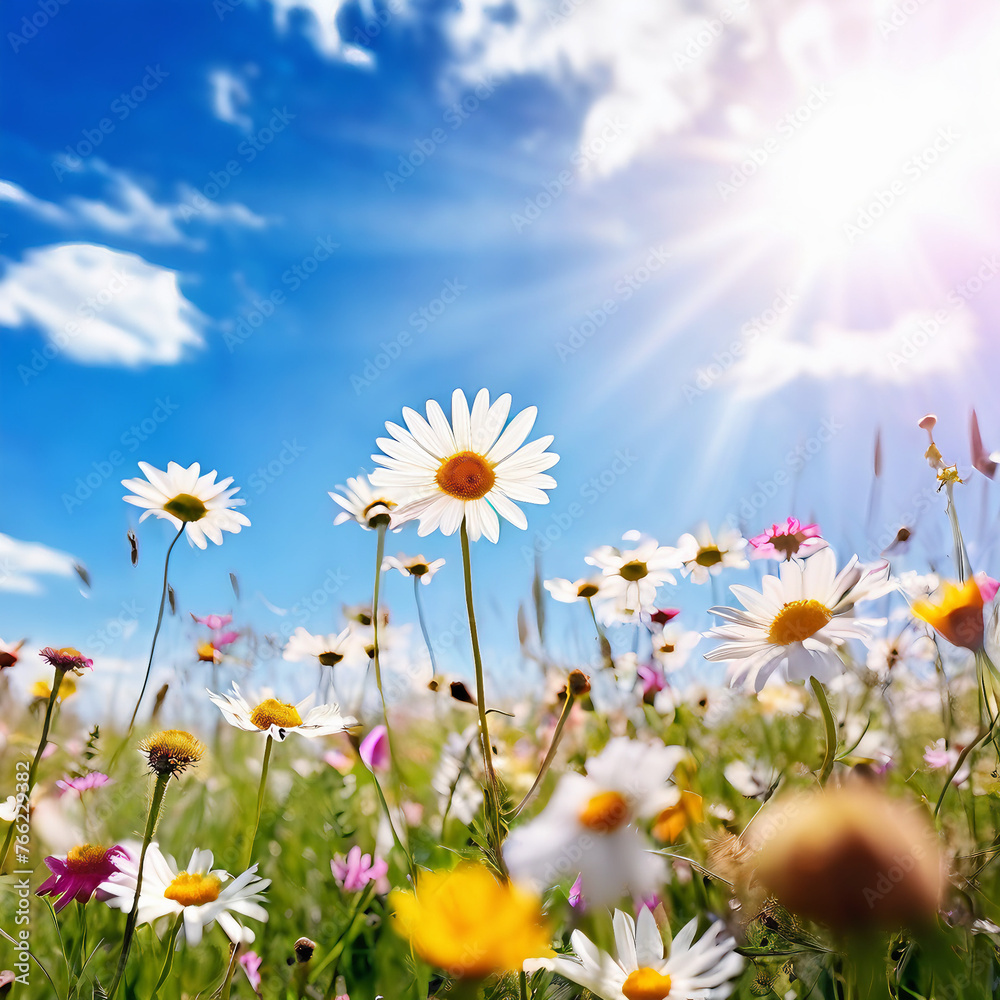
[704,548,891,692]
[503,737,687,906]
[543,576,610,603]
[650,627,702,674]
[121,461,250,549]
[524,906,744,1000]
[368,388,558,543]
[102,843,269,945]
[586,532,682,622]
[329,473,403,530]
[282,626,365,668]
[382,553,446,584]
[675,524,748,585]
[865,630,936,681]
[207,683,355,742]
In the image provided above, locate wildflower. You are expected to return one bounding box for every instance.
[704,548,890,692]
[923,737,972,785]
[239,951,262,991]
[544,577,609,603]
[370,388,558,543]
[207,684,355,742]
[330,473,402,529]
[390,864,551,979]
[0,638,24,670]
[382,553,445,582]
[138,730,205,778]
[197,629,238,663]
[676,523,748,583]
[0,797,17,823]
[504,737,688,905]
[283,625,364,668]
[751,784,943,933]
[912,578,987,651]
[121,461,250,549]
[524,907,744,1000]
[102,843,270,944]
[749,517,827,561]
[586,532,682,622]
[650,626,701,674]
[31,675,76,701]
[39,646,93,673]
[37,844,128,911]
[652,790,704,843]
[568,874,584,909]
[56,772,111,796]
[191,613,233,630]
[865,631,936,680]
[359,725,389,770]
[331,845,388,892]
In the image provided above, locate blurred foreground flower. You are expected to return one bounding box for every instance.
[751,784,943,933]
[370,388,558,543]
[911,577,991,651]
[102,843,270,944]
[0,638,24,670]
[37,844,128,911]
[705,548,890,691]
[390,863,551,979]
[524,906,744,1000]
[122,460,250,549]
[359,725,389,771]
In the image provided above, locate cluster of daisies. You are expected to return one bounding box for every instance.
[7,394,1000,999]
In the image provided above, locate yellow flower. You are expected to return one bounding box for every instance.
[652,790,704,843]
[390,864,552,980]
[31,675,77,701]
[912,578,984,651]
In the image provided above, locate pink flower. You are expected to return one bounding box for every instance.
[649,608,680,627]
[214,629,239,648]
[975,572,999,604]
[39,647,93,673]
[324,749,354,773]
[36,844,128,911]
[239,951,262,991]
[192,613,233,630]
[568,874,584,909]
[331,845,388,893]
[56,772,111,796]
[748,518,827,561]
[924,738,971,785]
[359,726,389,772]
[637,663,665,703]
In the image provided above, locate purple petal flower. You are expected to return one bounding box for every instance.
[568,873,584,909]
[36,844,128,911]
[239,951,262,991]
[359,726,389,772]
[56,772,111,796]
[331,845,388,893]
[192,613,233,630]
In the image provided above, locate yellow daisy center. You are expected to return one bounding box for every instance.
[250,698,302,730]
[578,790,630,832]
[318,650,344,667]
[163,492,209,522]
[164,871,222,906]
[768,599,833,645]
[622,968,673,1000]
[577,583,600,598]
[435,452,496,500]
[138,729,205,776]
[66,844,109,873]
[695,546,723,568]
[619,560,648,582]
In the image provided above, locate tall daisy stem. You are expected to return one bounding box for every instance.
[460,519,509,879]
[513,691,576,818]
[150,911,184,999]
[125,524,185,738]
[1,668,63,871]
[244,734,273,870]
[810,677,838,786]
[585,597,614,669]
[413,574,439,675]
[109,771,170,998]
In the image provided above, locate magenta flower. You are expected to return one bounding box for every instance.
[192,613,233,630]
[36,844,128,911]
[975,572,1000,603]
[568,873,584,909]
[748,518,827,561]
[239,951,262,991]
[215,629,240,648]
[39,647,93,673]
[331,845,388,892]
[648,608,680,628]
[359,725,389,772]
[56,772,111,796]
[637,663,665,703]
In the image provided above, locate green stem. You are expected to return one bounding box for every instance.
[810,677,838,786]
[460,518,509,879]
[125,524,185,739]
[520,970,530,1000]
[585,597,614,668]
[317,885,376,999]
[413,574,439,675]
[944,482,972,584]
[150,911,184,999]
[108,772,170,997]
[934,723,994,818]
[370,769,415,878]
[513,692,575,817]
[1,668,63,871]
[244,734,273,870]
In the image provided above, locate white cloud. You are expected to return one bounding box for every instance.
[0,533,78,594]
[729,310,977,398]
[210,69,253,130]
[0,243,206,366]
[267,0,375,65]
[2,161,269,246]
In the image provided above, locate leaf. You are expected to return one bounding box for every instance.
[127,528,139,566]
[230,571,241,599]
[74,563,91,588]
[168,585,177,615]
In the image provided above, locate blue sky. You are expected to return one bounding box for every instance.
[5,0,1000,711]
